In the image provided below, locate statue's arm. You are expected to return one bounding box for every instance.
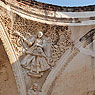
[24,37,35,47]
[13,31,35,46]
[36,43,43,48]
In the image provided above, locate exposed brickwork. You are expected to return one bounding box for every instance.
[16,0,95,12]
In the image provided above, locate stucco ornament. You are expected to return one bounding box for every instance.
[14,31,52,77]
[28,83,39,95]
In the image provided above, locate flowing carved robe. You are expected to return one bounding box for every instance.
[21,36,51,74]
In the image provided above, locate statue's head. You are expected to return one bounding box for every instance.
[37,31,43,38]
[32,83,38,91]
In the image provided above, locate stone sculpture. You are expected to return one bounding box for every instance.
[28,83,39,95]
[14,31,52,77]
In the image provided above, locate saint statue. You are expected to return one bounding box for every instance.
[14,31,52,77]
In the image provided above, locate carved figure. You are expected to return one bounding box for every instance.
[28,83,39,95]
[14,31,51,77]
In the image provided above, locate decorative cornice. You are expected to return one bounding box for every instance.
[1,1,95,26]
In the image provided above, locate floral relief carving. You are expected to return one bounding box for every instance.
[0,11,72,94]
[12,15,72,64]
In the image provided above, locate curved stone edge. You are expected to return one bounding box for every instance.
[0,19,27,95]
[1,1,95,26]
[41,47,80,95]
[41,38,93,95]
[7,8,95,26]
[12,1,95,18]
[8,6,95,26]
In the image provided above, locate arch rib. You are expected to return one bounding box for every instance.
[0,20,27,95]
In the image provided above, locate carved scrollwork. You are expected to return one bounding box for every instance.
[0,12,72,94]
[12,15,72,64]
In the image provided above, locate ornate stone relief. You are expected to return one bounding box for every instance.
[11,15,72,94]
[13,31,52,78]
[12,15,72,63]
[0,9,73,94]
[0,7,12,34]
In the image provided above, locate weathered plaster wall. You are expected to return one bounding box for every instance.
[50,25,95,95]
[70,25,95,41]
[0,39,18,95]
[51,53,95,95]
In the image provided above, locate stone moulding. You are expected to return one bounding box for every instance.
[41,36,94,95]
[1,1,95,95]
[1,1,95,26]
[0,19,27,95]
[41,48,72,95]
[41,45,80,95]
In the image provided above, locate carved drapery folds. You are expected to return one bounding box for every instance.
[13,31,52,78]
[11,15,72,94]
[12,15,72,63]
[0,9,72,94]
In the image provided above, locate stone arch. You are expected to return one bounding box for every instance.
[41,45,79,95]
[41,28,95,95]
[0,38,18,95]
[0,20,27,95]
